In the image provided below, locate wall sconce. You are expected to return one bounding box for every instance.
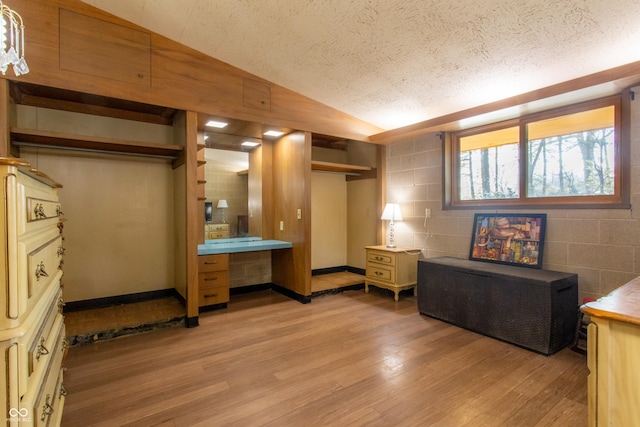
[381,203,402,247]
[0,1,29,76]
[217,199,228,223]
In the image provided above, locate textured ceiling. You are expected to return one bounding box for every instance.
[80,0,640,131]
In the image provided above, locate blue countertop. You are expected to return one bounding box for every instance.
[198,237,293,255]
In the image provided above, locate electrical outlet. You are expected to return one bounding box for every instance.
[297,209,302,219]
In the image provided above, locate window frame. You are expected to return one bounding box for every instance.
[444,93,630,210]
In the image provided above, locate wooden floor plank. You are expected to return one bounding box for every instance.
[62,290,587,426]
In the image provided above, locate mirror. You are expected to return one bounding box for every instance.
[204,148,250,237]
[199,112,293,240]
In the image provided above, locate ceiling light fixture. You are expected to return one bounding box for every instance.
[263,130,284,137]
[205,120,228,128]
[0,1,28,76]
[241,141,260,147]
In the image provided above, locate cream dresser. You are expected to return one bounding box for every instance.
[205,223,230,240]
[0,158,67,426]
[365,245,420,301]
[581,277,640,427]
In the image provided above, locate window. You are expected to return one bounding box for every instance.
[446,95,628,209]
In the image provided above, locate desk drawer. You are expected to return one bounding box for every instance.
[367,250,396,266]
[198,273,229,306]
[198,254,229,273]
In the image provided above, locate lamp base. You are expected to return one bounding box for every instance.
[386,244,397,248]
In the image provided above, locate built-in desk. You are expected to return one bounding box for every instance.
[196,238,293,310]
[198,237,292,255]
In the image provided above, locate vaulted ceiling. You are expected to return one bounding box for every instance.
[80,0,640,132]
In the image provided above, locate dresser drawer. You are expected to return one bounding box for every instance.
[17,174,62,237]
[198,254,229,273]
[367,250,396,266]
[366,263,395,283]
[24,233,64,299]
[22,322,66,427]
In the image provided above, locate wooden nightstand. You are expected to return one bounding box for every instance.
[206,223,230,239]
[365,245,421,301]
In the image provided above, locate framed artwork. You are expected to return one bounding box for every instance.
[469,213,546,268]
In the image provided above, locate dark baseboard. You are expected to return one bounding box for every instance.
[271,284,311,304]
[312,266,365,276]
[199,302,227,313]
[64,288,180,313]
[230,283,272,295]
[185,316,199,328]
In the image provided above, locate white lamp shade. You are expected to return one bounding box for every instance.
[381,203,402,222]
[217,199,228,208]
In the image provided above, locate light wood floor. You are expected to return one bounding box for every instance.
[62,288,587,427]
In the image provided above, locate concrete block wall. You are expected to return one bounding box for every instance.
[385,89,640,303]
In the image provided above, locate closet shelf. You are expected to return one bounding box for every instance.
[311,160,372,174]
[10,128,184,158]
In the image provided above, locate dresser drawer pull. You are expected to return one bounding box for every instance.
[57,245,66,256]
[62,338,69,351]
[35,261,49,280]
[204,277,218,281]
[57,222,64,233]
[204,293,218,298]
[204,261,218,265]
[41,395,54,421]
[374,271,384,276]
[58,297,66,312]
[34,203,47,219]
[56,205,64,216]
[59,384,67,399]
[36,338,50,360]
[374,256,385,261]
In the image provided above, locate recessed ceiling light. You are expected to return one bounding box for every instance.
[205,120,228,128]
[263,130,284,137]
[241,141,260,147]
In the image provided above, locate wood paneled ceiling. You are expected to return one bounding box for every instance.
[80,0,640,136]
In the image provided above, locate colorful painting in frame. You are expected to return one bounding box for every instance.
[469,213,547,269]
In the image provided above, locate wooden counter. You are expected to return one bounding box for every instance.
[581,277,640,426]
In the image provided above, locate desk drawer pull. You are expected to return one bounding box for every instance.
[204,293,218,298]
[204,261,218,265]
[204,277,218,281]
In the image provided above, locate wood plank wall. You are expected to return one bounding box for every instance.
[271,132,312,297]
[9,0,382,142]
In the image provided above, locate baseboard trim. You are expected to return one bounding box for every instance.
[271,284,311,304]
[230,283,272,295]
[64,289,180,313]
[312,266,365,276]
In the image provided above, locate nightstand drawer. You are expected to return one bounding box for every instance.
[367,250,396,266]
[366,263,395,283]
[198,254,229,272]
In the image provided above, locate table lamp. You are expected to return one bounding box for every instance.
[381,203,402,247]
